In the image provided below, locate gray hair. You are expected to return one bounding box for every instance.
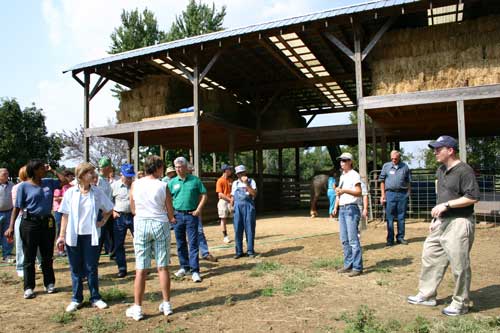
[390,150,401,157]
[174,157,188,166]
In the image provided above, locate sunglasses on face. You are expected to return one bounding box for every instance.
[340,159,351,162]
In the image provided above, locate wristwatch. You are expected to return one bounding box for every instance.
[444,202,451,209]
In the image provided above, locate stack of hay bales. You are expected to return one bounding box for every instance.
[370,15,500,95]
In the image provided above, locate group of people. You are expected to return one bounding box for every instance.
[0,134,480,318]
[0,155,258,320]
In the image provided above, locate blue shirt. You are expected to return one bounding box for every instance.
[379,161,411,191]
[327,177,336,193]
[15,178,61,216]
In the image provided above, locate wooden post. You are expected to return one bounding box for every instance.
[381,134,387,163]
[295,147,300,206]
[193,60,201,177]
[133,131,139,173]
[456,100,467,163]
[160,145,165,175]
[278,148,283,208]
[257,148,264,210]
[371,125,377,172]
[83,72,90,162]
[126,144,132,164]
[252,150,257,173]
[354,27,367,183]
[212,153,217,172]
[189,149,193,163]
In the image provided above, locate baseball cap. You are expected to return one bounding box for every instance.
[120,163,135,177]
[98,157,112,168]
[166,166,176,174]
[428,135,458,150]
[235,165,246,174]
[337,152,354,160]
[221,164,232,171]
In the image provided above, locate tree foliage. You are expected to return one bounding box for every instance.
[0,99,62,174]
[163,0,226,42]
[56,125,128,168]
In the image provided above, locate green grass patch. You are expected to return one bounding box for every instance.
[0,272,21,285]
[311,257,344,270]
[224,295,235,306]
[281,270,317,296]
[376,279,389,286]
[249,261,282,277]
[100,286,128,302]
[83,315,125,333]
[261,287,275,297]
[341,305,388,333]
[404,315,432,333]
[50,307,76,325]
[431,316,500,333]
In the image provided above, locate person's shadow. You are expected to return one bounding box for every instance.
[470,285,500,312]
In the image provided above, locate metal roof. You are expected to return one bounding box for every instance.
[64,0,419,73]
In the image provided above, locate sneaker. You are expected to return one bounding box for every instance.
[117,271,127,278]
[247,253,258,258]
[348,270,362,277]
[337,267,351,274]
[442,305,468,316]
[202,254,218,262]
[192,272,202,283]
[159,301,173,316]
[66,301,82,312]
[45,283,56,294]
[174,268,186,278]
[223,236,231,244]
[24,289,35,299]
[16,270,24,278]
[126,304,144,321]
[234,254,243,259]
[5,255,16,263]
[92,299,108,309]
[407,293,437,307]
[397,239,409,245]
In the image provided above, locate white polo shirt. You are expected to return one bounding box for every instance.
[338,169,361,206]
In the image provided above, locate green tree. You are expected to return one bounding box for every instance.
[0,99,62,174]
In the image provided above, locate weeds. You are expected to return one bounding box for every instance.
[376,279,389,286]
[100,286,128,302]
[261,287,275,297]
[250,261,282,277]
[404,316,431,333]
[341,305,387,333]
[311,257,344,270]
[281,270,317,296]
[50,307,76,325]
[83,315,125,333]
[432,316,500,333]
[224,295,235,306]
[0,272,21,285]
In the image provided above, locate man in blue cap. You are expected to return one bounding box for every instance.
[408,135,480,316]
[110,163,136,277]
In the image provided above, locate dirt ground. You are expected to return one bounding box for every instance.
[1,210,499,332]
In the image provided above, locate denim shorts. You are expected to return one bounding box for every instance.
[133,218,171,269]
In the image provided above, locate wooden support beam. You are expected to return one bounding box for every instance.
[89,76,109,101]
[456,100,467,163]
[354,27,368,183]
[165,57,194,82]
[160,145,166,173]
[361,16,397,61]
[258,39,303,79]
[83,72,90,162]
[306,114,317,127]
[72,72,84,87]
[212,153,217,172]
[259,89,282,116]
[300,105,357,116]
[199,51,221,82]
[381,134,387,162]
[257,147,264,211]
[193,61,201,177]
[133,131,139,174]
[323,32,355,61]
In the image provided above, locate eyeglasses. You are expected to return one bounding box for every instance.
[433,147,446,154]
[340,159,351,162]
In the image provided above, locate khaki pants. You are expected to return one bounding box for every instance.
[418,216,475,310]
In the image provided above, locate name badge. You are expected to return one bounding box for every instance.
[173,184,181,190]
[389,170,396,175]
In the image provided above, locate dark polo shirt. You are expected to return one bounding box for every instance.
[436,162,480,218]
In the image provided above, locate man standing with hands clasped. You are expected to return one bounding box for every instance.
[408,135,480,316]
[379,150,411,246]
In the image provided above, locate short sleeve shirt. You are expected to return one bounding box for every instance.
[168,174,207,211]
[231,178,257,201]
[379,161,411,191]
[436,162,480,218]
[97,175,112,200]
[15,178,61,216]
[216,176,232,197]
[0,181,14,211]
[338,170,361,206]
[111,180,131,213]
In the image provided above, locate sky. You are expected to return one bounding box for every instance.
[0,0,427,166]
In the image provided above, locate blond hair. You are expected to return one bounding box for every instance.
[75,162,95,183]
[18,166,28,182]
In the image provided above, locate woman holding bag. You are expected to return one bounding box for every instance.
[57,162,113,312]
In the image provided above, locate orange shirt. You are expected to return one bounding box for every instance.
[216,176,232,197]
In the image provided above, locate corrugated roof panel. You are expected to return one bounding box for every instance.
[64,0,420,73]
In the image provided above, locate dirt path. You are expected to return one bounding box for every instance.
[1,211,499,332]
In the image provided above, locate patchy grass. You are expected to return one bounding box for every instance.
[404,315,432,333]
[341,305,388,333]
[0,272,21,285]
[249,261,282,277]
[281,270,317,296]
[431,316,500,333]
[82,315,125,333]
[100,286,128,302]
[376,278,390,286]
[311,257,344,270]
[261,286,275,297]
[224,295,235,306]
[50,307,76,325]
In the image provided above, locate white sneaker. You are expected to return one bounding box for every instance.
[174,268,186,278]
[92,299,108,309]
[223,236,231,243]
[45,283,56,294]
[192,272,202,283]
[66,301,81,312]
[159,301,173,316]
[126,304,144,321]
[407,293,437,306]
[442,304,468,316]
[16,270,24,278]
[23,288,35,299]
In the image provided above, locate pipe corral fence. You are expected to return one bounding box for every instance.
[201,170,500,224]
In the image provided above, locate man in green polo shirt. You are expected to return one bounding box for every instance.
[168,157,207,283]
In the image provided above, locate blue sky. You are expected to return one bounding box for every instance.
[0,0,427,165]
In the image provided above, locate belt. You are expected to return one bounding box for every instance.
[117,212,133,215]
[386,189,407,193]
[339,203,357,207]
[22,212,52,221]
[175,210,194,214]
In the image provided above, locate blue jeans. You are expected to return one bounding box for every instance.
[385,191,408,243]
[0,209,13,257]
[233,200,256,256]
[198,218,210,258]
[327,190,336,215]
[173,212,200,273]
[113,213,134,273]
[66,235,101,303]
[338,204,363,272]
[54,212,63,240]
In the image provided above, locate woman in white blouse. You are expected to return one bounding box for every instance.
[57,162,113,312]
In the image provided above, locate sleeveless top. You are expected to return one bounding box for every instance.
[133,178,168,222]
